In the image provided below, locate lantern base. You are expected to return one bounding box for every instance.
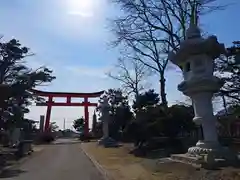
[188,140,221,155]
[171,143,239,168]
[187,140,239,165]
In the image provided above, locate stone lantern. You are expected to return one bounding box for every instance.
[169,22,238,163]
[97,93,118,147]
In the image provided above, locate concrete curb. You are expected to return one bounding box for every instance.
[80,143,114,180]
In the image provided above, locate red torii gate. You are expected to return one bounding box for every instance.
[31,89,104,136]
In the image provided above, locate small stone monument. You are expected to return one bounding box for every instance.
[92,110,97,135]
[169,13,238,166]
[39,115,45,132]
[98,93,118,147]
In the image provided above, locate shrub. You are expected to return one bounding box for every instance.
[157,105,195,138]
[125,104,196,156]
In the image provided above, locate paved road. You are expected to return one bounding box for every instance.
[0,139,104,180]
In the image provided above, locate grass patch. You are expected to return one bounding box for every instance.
[82,142,240,180]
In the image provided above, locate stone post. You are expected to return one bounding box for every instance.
[39,115,45,132]
[98,94,118,147]
[169,23,238,162]
[92,110,97,135]
[101,100,109,139]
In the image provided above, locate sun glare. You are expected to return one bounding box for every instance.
[67,0,95,17]
[58,0,106,38]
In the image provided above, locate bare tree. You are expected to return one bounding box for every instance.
[111,0,226,108]
[215,41,240,108]
[108,55,151,98]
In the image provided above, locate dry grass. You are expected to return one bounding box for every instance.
[82,142,158,180]
[82,142,240,180]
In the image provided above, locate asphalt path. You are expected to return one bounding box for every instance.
[0,138,104,180]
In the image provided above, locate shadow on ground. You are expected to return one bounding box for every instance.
[129,148,171,160]
[0,168,26,178]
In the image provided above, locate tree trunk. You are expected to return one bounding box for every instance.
[160,73,168,108]
[134,90,139,101]
[222,95,228,115]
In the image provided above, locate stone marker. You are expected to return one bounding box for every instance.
[39,115,45,132]
[98,93,118,147]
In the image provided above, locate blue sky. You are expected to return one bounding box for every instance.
[0,0,239,129]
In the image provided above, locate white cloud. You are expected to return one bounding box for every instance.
[65,65,111,79]
[38,0,109,41]
[66,0,96,17]
[68,11,94,17]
